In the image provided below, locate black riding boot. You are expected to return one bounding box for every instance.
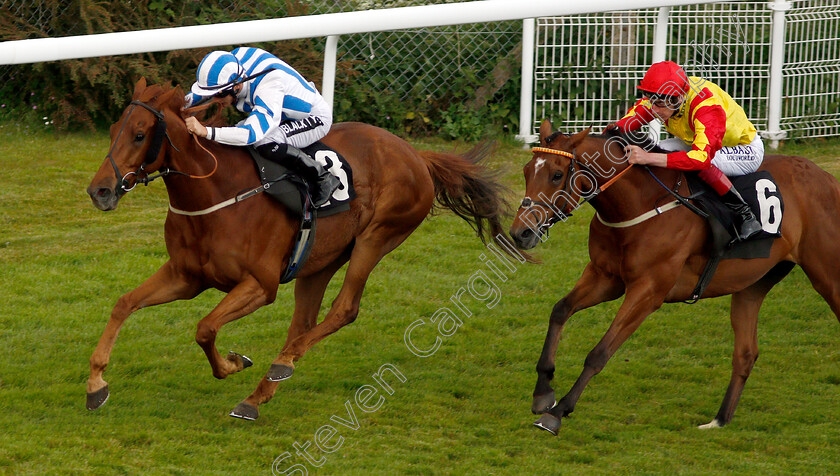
[720,187,762,242]
[282,145,340,207]
[257,143,340,207]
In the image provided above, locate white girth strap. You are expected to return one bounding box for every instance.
[168,197,239,216]
[168,183,267,216]
[595,200,682,228]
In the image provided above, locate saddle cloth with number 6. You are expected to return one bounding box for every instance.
[248,141,356,218]
[687,170,784,260]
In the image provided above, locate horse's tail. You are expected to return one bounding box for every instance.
[419,142,535,262]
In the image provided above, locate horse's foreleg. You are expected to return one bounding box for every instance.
[235,234,402,420]
[227,257,349,421]
[277,255,352,371]
[87,261,199,410]
[701,261,794,429]
[532,263,623,414]
[195,275,273,380]
[536,281,665,435]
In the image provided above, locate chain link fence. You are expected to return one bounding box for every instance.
[0,0,522,135]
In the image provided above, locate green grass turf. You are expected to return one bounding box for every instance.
[1,123,839,475]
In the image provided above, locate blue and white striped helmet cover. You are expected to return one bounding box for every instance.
[191,51,245,96]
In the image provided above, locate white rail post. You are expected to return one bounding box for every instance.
[765,0,791,149]
[648,6,671,142]
[517,18,537,146]
[322,35,339,111]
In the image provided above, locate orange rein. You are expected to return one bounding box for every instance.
[530,146,634,193]
[184,133,219,180]
[179,100,225,180]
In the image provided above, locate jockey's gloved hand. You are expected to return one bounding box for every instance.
[604,124,622,136]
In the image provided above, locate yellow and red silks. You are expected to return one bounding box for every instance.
[613,77,757,171]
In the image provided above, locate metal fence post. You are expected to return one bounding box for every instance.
[322,35,339,112]
[765,0,792,149]
[649,6,671,141]
[517,18,537,146]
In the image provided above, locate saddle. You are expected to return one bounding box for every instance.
[246,142,356,283]
[247,142,355,218]
[684,170,784,301]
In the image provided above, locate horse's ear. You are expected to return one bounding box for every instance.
[568,126,592,148]
[133,78,147,100]
[539,119,554,146]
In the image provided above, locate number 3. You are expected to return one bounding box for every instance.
[314,150,350,203]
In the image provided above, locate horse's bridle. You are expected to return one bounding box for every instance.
[521,140,711,235]
[520,143,640,234]
[105,100,178,195]
[519,147,591,233]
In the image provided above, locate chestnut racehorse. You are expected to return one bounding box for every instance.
[85,79,514,420]
[509,120,840,435]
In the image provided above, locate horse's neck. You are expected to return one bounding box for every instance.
[591,164,682,224]
[163,136,256,211]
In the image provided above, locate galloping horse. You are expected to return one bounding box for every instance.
[509,120,840,434]
[85,78,514,420]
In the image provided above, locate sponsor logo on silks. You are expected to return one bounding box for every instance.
[280,117,325,136]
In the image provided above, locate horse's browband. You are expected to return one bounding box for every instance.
[531,147,574,159]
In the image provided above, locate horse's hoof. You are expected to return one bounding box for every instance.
[698,418,723,430]
[266,363,294,382]
[227,351,253,369]
[229,402,259,421]
[533,413,562,435]
[531,391,557,414]
[86,385,110,411]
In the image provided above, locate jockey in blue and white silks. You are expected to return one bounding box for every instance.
[184,47,339,206]
[185,47,332,149]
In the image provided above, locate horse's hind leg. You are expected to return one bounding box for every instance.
[799,253,840,320]
[195,275,273,379]
[87,261,200,410]
[701,261,795,429]
[532,263,623,414]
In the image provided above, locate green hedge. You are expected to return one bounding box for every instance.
[0,0,521,140]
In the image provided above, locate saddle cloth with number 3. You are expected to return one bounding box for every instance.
[248,141,356,218]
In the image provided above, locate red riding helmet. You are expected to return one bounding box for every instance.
[638,61,689,97]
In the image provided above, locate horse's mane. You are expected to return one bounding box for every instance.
[137,81,229,127]
[137,83,185,110]
[547,129,669,154]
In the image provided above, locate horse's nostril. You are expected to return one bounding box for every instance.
[96,188,111,198]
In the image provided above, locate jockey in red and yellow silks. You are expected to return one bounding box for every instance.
[613,77,758,172]
[606,61,763,242]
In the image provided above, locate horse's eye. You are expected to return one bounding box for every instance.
[134,133,145,143]
[552,171,564,183]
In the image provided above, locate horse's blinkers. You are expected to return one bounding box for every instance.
[131,100,169,167]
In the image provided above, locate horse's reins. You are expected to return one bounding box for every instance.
[106,99,220,194]
[106,98,273,216]
[524,144,709,230]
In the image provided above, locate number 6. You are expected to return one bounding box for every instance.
[755,178,781,234]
